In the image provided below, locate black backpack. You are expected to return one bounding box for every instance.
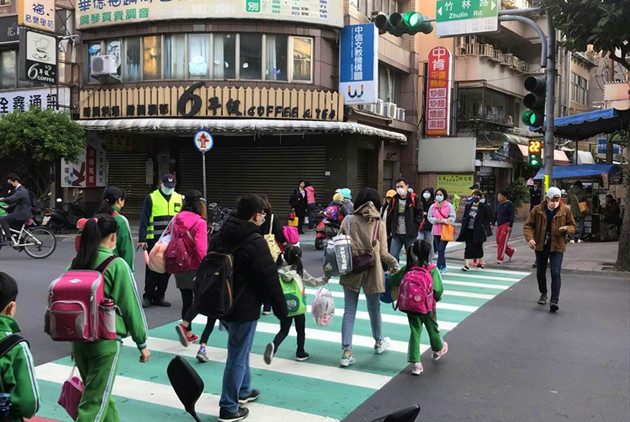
[370,404,421,422]
[167,356,204,422]
[0,334,26,359]
[193,233,260,319]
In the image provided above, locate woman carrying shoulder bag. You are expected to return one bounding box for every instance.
[338,188,398,368]
[456,190,491,271]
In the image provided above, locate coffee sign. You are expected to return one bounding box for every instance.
[79,84,344,121]
[19,29,57,84]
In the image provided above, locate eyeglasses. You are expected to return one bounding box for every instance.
[548,197,560,202]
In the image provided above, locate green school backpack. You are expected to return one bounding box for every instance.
[281,277,306,317]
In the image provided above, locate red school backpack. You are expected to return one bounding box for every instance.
[165,220,198,274]
[396,264,437,314]
[45,256,118,342]
[325,203,342,222]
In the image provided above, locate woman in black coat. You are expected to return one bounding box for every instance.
[457,190,491,270]
[289,180,308,234]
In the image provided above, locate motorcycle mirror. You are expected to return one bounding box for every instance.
[47,192,52,197]
[56,198,63,203]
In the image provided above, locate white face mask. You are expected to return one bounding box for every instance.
[422,192,431,200]
[161,186,175,195]
[435,195,444,202]
[480,199,486,204]
[397,187,407,196]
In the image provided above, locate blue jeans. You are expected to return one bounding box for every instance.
[417,230,435,258]
[342,288,382,351]
[577,216,585,240]
[390,234,414,262]
[307,203,316,229]
[535,249,564,303]
[433,236,449,270]
[219,320,258,413]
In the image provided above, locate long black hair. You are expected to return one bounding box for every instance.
[183,190,207,220]
[354,187,382,211]
[420,187,434,209]
[71,214,118,270]
[283,245,304,277]
[405,239,432,271]
[94,186,126,215]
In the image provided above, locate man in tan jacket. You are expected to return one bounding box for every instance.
[523,187,576,313]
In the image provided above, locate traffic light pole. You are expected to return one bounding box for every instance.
[543,13,556,190]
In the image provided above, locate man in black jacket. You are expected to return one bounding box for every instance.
[212,194,287,422]
[387,178,423,262]
[0,174,33,246]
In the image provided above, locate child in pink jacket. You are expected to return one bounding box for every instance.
[305,182,316,230]
[172,191,214,363]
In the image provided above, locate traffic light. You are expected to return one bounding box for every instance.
[522,76,546,127]
[528,139,543,168]
[374,11,433,36]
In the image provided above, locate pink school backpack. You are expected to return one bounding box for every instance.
[397,264,437,314]
[45,256,118,342]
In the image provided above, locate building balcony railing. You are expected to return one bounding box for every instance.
[457,43,543,75]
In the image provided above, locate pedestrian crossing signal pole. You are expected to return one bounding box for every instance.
[543,12,556,191]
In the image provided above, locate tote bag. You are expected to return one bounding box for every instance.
[264,215,282,261]
[441,224,455,242]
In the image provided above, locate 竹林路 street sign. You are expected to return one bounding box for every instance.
[436,0,499,38]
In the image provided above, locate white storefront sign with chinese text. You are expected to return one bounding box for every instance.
[17,0,55,32]
[0,87,70,114]
[426,47,452,137]
[61,138,107,188]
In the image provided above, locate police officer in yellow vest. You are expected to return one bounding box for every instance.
[138,174,183,308]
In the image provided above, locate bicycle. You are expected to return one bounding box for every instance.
[0,221,57,259]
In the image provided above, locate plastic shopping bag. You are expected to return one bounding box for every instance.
[58,366,84,421]
[312,285,335,327]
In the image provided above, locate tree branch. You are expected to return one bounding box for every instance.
[609,52,630,73]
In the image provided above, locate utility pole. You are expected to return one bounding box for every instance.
[606,54,615,164]
[543,12,556,191]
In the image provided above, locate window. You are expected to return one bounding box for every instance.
[106,40,122,79]
[188,34,210,78]
[143,35,161,80]
[165,35,185,79]
[292,37,312,82]
[125,38,141,82]
[356,0,398,15]
[239,34,262,80]
[213,33,236,80]
[87,41,103,83]
[0,50,17,89]
[457,87,516,127]
[571,72,588,105]
[378,64,400,103]
[265,35,288,81]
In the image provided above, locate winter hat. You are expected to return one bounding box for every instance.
[546,187,562,198]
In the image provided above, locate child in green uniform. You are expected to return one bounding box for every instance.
[95,187,135,272]
[389,240,448,375]
[0,272,40,422]
[70,214,150,421]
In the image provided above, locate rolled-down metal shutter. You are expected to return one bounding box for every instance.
[106,152,151,217]
[356,149,369,193]
[178,141,326,220]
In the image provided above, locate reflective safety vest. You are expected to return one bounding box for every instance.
[146,190,183,240]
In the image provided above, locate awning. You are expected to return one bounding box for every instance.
[533,164,621,180]
[533,108,630,140]
[476,132,530,148]
[77,118,408,143]
[516,144,570,165]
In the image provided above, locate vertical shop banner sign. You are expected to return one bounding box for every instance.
[17,0,55,32]
[426,47,452,137]
[339,23,378,105]
[61,138,107,188]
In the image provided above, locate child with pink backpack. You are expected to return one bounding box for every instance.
[388,239,448,376]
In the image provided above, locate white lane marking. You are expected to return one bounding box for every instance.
[442,273,519,283]
[37,363,340,422]
[442,291,495,300]
[304,288,478,313]
[195,317,410,353]
[442,280,509,290]
[120,337,392,390]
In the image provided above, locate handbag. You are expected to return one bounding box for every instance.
[573,194,589,214]
[349,218,380,274]
[485,224,493,237]
[58,366,84,421]
[264,215,282,261]
[441,224,455,242]
[148,220,173,274]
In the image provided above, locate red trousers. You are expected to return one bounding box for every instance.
[496,223,515,261]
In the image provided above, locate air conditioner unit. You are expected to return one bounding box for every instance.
[491,49,503,63]
[375,99,384,116]
[480,44,494,58]
[384,102,397,118]
[501,53,513,66]
[362,103,377,113]
[396,107,406,121]
[91,55,118,76]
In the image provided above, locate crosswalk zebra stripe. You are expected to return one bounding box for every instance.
[442,273,518,283]
[442,291,495,300]
[194,317,413,354]
[442,280,509,290]
[120,337,393,390]
[303,288,478,313]
[37,363,339,422]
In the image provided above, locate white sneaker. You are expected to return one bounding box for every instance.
[569,240,575,244]
[340,353,356,367]
[411,362,424,376]
[374,337,391,354]
[496,260,504,264]
[577,239,583,244]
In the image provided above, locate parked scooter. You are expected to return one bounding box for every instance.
[207,203,232,237]
[46,192,88,233]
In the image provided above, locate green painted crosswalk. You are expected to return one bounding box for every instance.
[34,264,528,422]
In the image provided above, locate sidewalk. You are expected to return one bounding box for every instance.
[445,221,622,273]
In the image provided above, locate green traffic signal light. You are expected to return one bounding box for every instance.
[523,76,546,128]
[374,11,433,36]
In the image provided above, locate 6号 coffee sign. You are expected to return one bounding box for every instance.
[19,29,57,85]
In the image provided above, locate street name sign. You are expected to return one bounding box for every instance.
[436,0,499,38]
